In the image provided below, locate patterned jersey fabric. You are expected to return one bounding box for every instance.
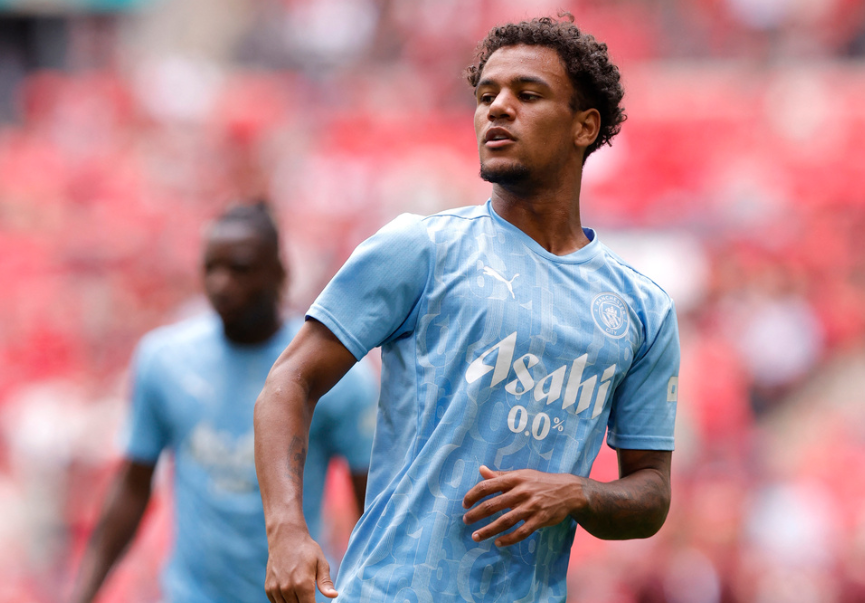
[308,200,679,603]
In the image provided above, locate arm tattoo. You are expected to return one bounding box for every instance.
[286,436,307,485]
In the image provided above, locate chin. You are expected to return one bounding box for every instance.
[479,161,531,185]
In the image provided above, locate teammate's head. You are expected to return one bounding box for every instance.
[202,201,286,342]
[466,14,625,177]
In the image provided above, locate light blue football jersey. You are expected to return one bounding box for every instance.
[307,201,679,603]
[125,314,378,603]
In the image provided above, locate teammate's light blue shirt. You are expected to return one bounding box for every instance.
[125,313,378,603]
[307,201,680,603]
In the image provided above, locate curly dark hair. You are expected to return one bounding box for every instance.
[466,14,626,161]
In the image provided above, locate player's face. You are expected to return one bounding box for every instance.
[202,223,283,331]
[474,45,583,185]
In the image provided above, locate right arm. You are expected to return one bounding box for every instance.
[254,319,358,603]
[70,460,155,603]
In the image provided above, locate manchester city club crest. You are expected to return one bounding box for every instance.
[591,293,630,339]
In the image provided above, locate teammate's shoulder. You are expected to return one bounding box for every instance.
[138,313,221,356]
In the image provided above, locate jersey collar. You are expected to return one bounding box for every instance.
[487,199,602,265]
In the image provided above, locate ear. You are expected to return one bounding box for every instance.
[573,108,601,151]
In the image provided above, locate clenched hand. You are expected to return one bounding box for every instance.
[264,527,337,603]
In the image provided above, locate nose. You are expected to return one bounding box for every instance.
[488,90,516,121]
[207,267,231,292]
[205,267,238,305]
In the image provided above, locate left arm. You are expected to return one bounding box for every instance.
[462,448,671,546]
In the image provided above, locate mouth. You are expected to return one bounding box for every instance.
[209,296,240,317]
[483,127,516,148]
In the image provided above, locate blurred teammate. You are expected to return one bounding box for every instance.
[255,15,679,603]
[70,203,377,603]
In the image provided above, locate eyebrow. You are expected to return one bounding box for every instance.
[476,75,552,89]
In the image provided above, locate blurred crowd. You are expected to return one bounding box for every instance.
[2,0,865,602]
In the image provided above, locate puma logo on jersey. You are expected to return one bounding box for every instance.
[465,332,617,419]
[481,265,519,299]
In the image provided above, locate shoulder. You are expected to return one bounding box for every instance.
[597,242,675,314]
[423,203,490,222]
[367,204,488,245]
[136,313,221,366]
[593,241,678,348]
[359,212,430,252]
[418,203,491,234]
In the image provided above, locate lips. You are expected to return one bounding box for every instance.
[484,127,515,143]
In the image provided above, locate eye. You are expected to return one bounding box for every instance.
[478,92,495,104]
[224,260,253,276]
[519,92,540,101]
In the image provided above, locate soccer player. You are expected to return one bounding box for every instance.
[254,15,679,603]
[70,204,378,603]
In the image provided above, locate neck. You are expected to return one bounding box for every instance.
[222,310,282,345]
[490,167,589,256]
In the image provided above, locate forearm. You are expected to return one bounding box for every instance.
[71,463,153,603]
[254,362,316,536]
[254,319,361,602]
[570,466,670,540]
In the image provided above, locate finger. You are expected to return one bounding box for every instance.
[479,465,501,479]
[463,480,505,510]
[470,508,526,542]
[462,470,515,509]
[267,588,287,603]
[316,557,338,599]
[265,578,285,603]
[462,490,521,525]
[494,518,540,547]
[295,581,318,603]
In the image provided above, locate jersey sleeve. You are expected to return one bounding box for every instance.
[307,213,433,360]
[123,337,170,463]
[606,303,680,451]
[320,359,379,472]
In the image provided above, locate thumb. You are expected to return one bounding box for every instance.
[316,557,338,598]
[479,465,501,479]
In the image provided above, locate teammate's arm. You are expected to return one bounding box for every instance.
[462,448,671,545]
[350,473,368,514]
[69,460,155,603]
[254,318,358,603]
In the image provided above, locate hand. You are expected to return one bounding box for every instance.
[264,526,337,603]
[462,465,584,547]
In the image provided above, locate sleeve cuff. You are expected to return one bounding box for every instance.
[306,305,369,361]
[606,432,675,451]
